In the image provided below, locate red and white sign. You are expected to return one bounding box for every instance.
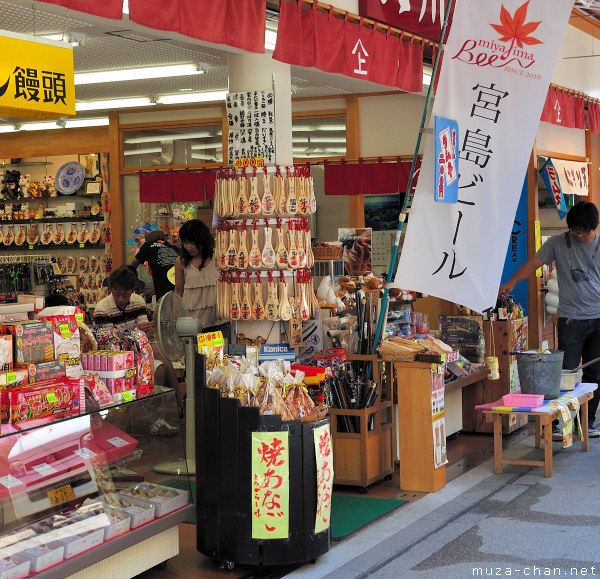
[393,0,575,314]
[358,0,455,41]
[274,1,423,92]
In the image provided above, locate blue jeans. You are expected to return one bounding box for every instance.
[557,317,600,423]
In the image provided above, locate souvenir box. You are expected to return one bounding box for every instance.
[102,494,155,528]
[118,482,190,517]
[22,359,66,384]
[0,370,27,391]
[0,335,12,372]
[19,543,64,573]
[0,554,30,579]
[39,315,82,377]
[4,321,54,366]
[53,528,104,559]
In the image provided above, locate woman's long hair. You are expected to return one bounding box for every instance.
[178,219,214,269]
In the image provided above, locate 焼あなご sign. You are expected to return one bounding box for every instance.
[0,31,75,119]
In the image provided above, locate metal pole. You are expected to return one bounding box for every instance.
[371,0,455,355]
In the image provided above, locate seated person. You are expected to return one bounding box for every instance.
[93,266,183,432]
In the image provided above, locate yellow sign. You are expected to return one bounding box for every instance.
[197,330,224,352]
[313,423,333,534]
[0,31,75,120]
[535,220,542,277]
[47,483,75,506]
[251,431,289,539]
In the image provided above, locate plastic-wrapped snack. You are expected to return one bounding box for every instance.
[206,366,224,390]
[250,369,294,421]
[283,371,317,420]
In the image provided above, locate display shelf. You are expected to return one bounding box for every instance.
[0,386,192,577]
[0,217,104,225]
[0,243,105,252]
[329,354,395,492]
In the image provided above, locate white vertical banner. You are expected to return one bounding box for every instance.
[393,0,575,313]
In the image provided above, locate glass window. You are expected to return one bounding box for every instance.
[292,116,346,159]
[122,124,223,167]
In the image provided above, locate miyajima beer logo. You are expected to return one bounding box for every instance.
[452,1,543,72]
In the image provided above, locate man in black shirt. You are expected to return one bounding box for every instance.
[130,230,179,301]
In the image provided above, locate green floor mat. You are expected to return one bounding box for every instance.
[160,479,407,539]
[330,494,407,540]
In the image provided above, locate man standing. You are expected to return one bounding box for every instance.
[130,230,179,301]
[499,201,600,438]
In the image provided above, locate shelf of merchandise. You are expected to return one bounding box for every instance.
[0,386,193,578]
[328,354,395,492]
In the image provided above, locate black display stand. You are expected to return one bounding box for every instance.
[194,354,330,568]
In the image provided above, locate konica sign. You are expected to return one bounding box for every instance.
[259,344,296,362]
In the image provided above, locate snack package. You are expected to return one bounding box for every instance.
[38,314,83,378]
[23,359,67,383]
[0,369,28,390]
[0,334,12,371]
[5,321,54,365]
[2,377,82,426]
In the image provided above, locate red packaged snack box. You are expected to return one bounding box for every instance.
[0,334,12,371]
[2,377,82,426]
[0,368,28,390]
[5,321,54,365]
[22,359,67,384]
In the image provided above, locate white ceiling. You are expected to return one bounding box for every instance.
[1,0,600,121]
[1,0,402,121]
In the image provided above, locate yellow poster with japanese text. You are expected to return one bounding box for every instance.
[0,30,75,119]
[313,423,333,534]
[251,431,289,539]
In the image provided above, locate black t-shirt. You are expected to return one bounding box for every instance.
[134,239,179,300]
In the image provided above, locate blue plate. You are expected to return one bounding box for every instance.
[55,161,85,195]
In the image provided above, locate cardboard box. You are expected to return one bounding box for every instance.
[5,322,54,365]
[102,507,131,540]
[21,360,66,384]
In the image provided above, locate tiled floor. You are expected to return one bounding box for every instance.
[135,426,530,579]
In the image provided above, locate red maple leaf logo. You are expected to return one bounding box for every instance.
[490,1,543,60]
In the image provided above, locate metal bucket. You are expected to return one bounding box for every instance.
[515,350,564,399]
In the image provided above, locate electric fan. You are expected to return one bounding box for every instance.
[152,291,203,475]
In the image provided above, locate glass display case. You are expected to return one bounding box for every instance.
[0,387,193,578]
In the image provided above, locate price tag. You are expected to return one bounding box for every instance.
[108,436,128,448]
[122,391,133,402]
[46,392,58,403]
[28,245,33,250]
[47,483,75,506]
[79,243,85,248]
[33,463,58,476]
[58,323,71,338]
[6,372,16,384]
[73,448,97,459]
[0,475,21,488]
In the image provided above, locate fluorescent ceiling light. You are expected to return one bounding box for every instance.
[64,117,109,128]
[0,125,16,133]
[124,147,162,156]
[75,64,202,86]
[156,90,228,105]
[293,124,346,132]
[191,153,218,161]
[76,97,155,111]
[293,136,346,143]
[124,131,219,144]
[20,121,62,131]
[423,65,433,87]
[190,142,223,149]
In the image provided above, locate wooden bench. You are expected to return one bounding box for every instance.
[479,386,595,478]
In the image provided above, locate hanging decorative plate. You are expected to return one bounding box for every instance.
[55,161,85,195]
